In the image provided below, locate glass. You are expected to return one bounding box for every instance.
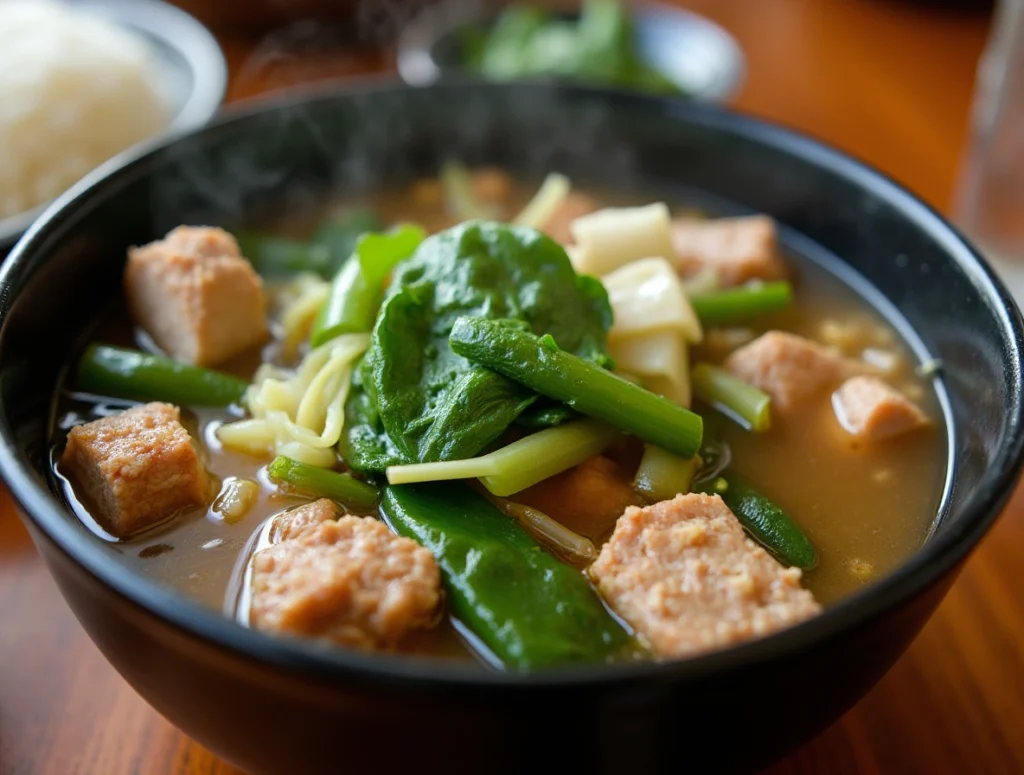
[955,0,1024,298]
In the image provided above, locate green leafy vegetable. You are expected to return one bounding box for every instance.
[466,0,683,96]
[310,225,426,346]
[341,221,612,472]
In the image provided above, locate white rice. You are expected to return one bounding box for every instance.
[0,0,169,218]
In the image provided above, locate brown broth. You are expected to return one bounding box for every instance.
[50,177,947,665]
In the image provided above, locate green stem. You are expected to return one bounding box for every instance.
[633,445,700,502]
[692,363,771,432]
[76,344,248,407]
[267,456,378,511]
[449,317,703,458]
[689,281,792,325]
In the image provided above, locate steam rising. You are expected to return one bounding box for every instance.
[148,0,637,235]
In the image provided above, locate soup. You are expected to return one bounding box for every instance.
[51,168,945,669]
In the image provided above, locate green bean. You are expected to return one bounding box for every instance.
[381,483,632,669]
[692,363,771,432]
[448,317,703,458]
[76,345,248,407]
[310,225,425,346]
[695,473,817,569]
[689,281,792,325]
[267,456,378,511]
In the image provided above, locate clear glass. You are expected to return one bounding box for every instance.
[955,0,1024,298]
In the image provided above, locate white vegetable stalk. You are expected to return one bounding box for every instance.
[568,203,675,276]
[608,329,692,408]
[513,173,571,230]
[603,256,703,344]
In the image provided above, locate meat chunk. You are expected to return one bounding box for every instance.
[671,215,787,287]
[725,330,856,410]
[541,191,600,245]
[589,493,821,658]
[832,376,928,441]
[268,498,339,544]
[125,226,268,366]
[60,402,208,537]
[250,515,442,649]
[517,456,642,541]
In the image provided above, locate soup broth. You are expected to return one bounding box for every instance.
[51,175,947,666]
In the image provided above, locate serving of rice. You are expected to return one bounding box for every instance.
[0,0,169,219]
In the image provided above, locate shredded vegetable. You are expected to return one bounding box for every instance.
[513,172,571,229]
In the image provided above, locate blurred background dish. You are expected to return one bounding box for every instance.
[0,0,227,250]
[397,0,744,102]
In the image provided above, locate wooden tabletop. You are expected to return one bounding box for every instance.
[2,1,1022,773]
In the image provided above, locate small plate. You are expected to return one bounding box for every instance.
[397,1,745,103]
[0,0,227,250]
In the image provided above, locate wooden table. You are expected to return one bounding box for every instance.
[2,1,1022,772]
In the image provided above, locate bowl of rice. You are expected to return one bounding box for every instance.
[0,0,227,250]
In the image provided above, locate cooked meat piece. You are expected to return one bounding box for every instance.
[541,191,600,245]
[250,516,442,649]
[671,215,787,287]
[268,498,340,544]
[724,330,858,410]
[517,455,642,541]
[125,226,268,366]
[589,493,821,658]
[60,402,209,537]
[471,167,513,205]
[832,376,928,441]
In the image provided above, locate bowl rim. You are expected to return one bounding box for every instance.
[2,77,1022,690]
[0,0,227,249]
[395,0,746,104]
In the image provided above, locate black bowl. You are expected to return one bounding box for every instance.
[1,80,1021,775]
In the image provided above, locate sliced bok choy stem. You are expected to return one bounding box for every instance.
[633,445,701,502]
[385,418,619,496]
[475,486,596,563]
[512,173,571,229]
[692,363,771,432]
[568,203,675,276]
[268,455,378,511]
[448,317,704,458]
[440,161,498,220]
[689,281,792,325]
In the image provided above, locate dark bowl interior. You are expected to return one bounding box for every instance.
[1,80,1021,774]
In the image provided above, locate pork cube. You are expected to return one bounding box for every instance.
[250,516,442,649]
[268,498,339,544]
[832,376,928,441]
[725,330,856,410]
[541,191,600,245]
[60,402,209,537]
[125,226,268,366]
[518,456,642,541]
[671,215,787,287]
[589,493,821,658]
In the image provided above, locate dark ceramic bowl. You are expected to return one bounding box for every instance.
[1,80,1022,775]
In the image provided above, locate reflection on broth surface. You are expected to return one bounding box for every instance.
[51,173,946,668]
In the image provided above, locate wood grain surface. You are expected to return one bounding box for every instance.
[2,1,1022,773]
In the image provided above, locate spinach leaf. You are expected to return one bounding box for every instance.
[341,221,611,472]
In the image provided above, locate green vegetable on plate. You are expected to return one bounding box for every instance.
[76,344,248,407]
